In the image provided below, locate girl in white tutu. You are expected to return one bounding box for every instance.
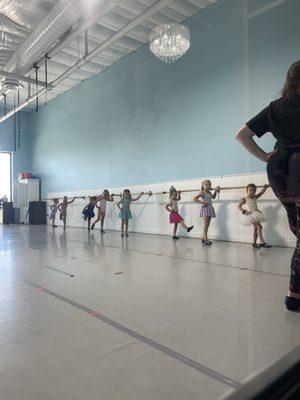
[238,183,271,248]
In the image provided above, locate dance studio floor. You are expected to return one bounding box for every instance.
[0,225,299,400]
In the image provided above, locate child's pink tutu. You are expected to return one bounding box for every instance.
[170,211,183,224]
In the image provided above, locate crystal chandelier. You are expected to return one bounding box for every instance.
[149,23,190,63]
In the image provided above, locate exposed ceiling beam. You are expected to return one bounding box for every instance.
[0,0,173,123]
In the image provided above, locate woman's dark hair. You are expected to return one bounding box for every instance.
[282,61,300,97]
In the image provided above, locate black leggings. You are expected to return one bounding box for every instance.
[267,151,300,293]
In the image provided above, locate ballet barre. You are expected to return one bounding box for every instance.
[44,196,86,201]
[152,185,269,195]
[44,185,270,201]
[111,191,153,197]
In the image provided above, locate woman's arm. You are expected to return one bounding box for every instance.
[236,125,277,162]
[177,191,181,201]
[256,184,269,198]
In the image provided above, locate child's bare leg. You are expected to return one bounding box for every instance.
[121,220,125,235]
[179,220,187,229]
[63,216,66,228]
[88,217,91,230]
[173,223,178,237]
[92,216,100,228]
[257,223,265,243]
[202,216,211,240]
[101,214,105,231]
[125,220,129,235]
[253,223,258,244]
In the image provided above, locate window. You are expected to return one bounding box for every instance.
[0,152,12,202]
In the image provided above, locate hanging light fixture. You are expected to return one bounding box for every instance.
[149,23,190,63]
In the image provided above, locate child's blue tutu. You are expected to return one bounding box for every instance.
[119,209,132,219]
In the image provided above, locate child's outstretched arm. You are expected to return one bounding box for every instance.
[117,200,122,211]
[212,186,220,199]
[58,203,62,212]
[68,197,76,204]
[256,184,269,198]
[132,192,144,201]
[95,200,101,209]
[50,205,55,211]
[109,194,114,202]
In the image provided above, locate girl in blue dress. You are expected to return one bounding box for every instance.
[82,196,96,231]
[117,189,143,237]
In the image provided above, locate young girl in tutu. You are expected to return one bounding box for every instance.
[49,198,59,228]
[58,196,77,229]
[117,189,143,237]
[91,190,114,233]
[165,186,194,240]
[194,180,220,245]
[82,196,97,231]
[238,183,271,248]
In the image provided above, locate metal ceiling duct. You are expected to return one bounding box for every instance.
[4,0,101,75]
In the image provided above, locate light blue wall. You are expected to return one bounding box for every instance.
[29,0,300,196]
[0,108,31,199]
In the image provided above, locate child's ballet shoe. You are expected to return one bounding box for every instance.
[259,242,272,248]
[187,225,194,233]
[101,229,105,233]
[90,224,95,230]
[202,239,212,245]
[172,236,180,240]
[125,233,129,237]
[121,233,124,237]
[252,243,260,249]
[285,296,300,311]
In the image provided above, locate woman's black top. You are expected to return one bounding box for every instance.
[246,94,300,141]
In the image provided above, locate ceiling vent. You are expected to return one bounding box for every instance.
[1,78,23,91]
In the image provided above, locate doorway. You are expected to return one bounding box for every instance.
[0,152,12,223]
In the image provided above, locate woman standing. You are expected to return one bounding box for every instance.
[236,61,300,311]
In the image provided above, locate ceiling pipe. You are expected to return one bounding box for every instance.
[0,70,53,89]
[0,0,126,104]
[4,0,103,75]
[32,0,125,71]
[0,0,172,123]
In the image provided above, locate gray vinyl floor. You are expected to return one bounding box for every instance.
[0,225,299,400]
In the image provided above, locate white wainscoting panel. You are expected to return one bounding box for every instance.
[47,172,296,247]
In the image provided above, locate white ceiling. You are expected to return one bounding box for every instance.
[0,0,219,111]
